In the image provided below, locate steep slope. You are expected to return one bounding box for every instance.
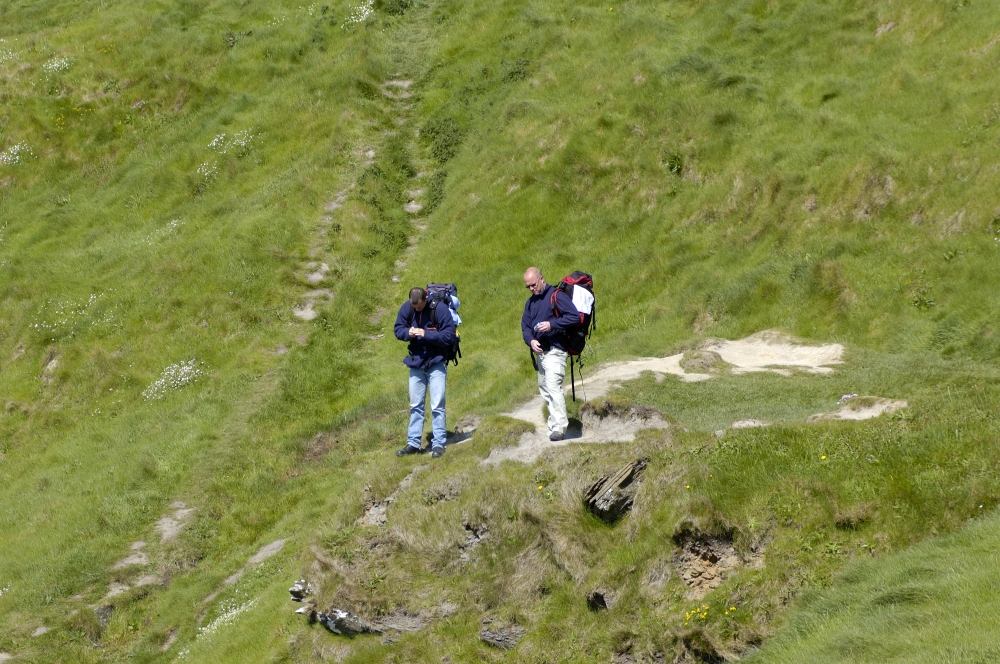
[2,0,1000,662]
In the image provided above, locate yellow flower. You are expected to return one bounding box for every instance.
[685,485,691,489]
[821,455,827,460]
[538,485,543,489]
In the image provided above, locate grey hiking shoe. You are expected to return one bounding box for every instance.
[549,431,564,442]
[431,446,445,458]
[397,444,422,457]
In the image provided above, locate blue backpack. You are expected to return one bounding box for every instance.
[426,283,462,366]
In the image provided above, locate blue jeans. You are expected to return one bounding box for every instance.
[407,362,447,449]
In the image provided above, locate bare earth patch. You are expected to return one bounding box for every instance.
[485,331,845,464]
[112,540,149,569]
[807,397,908,422]
[155,502,196,542]
[673,527,764,601]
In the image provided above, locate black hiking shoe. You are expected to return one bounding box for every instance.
[431,446,445,458]
[549,430,564,442]
[396,444,422,457]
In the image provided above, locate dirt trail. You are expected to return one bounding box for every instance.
[485,332,860,464]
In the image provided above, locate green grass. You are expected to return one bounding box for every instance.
[748,511,1000,663]
[2,0,1000,661]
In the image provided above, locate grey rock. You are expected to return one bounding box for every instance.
[289,578,312,602]
[583,459,647,524]
[479,623,525,650]
[318,609,381,637]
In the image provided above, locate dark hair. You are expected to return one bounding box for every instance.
[409,287,427,306]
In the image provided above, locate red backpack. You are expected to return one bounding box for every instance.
[549,271,595,356]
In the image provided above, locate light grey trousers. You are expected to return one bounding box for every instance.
[537,348,568,434]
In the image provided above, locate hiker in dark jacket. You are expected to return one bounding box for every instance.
[394,287,456,458]
[521,267,579,441]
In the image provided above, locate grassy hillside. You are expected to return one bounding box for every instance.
[2,0,1000,661]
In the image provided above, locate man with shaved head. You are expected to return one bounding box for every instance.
[521,267,580,441]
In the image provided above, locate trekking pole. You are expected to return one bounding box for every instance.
[570,358,576,402]
[577,356,587,402]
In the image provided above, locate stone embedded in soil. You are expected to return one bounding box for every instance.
[318,609,381,637]
[94,605,114,629]
[289,579,313,602]
[0,652,13,662]
[584,459,647,524]
[31,626,49,637]
[459,521,489,561]
[479,623,525,650]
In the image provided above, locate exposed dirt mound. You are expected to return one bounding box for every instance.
[671,525,764,601]
[580,400,670,444]
[679,350,728,374]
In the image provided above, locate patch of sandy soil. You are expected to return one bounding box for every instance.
[155,502,196,543]
[702,330,843,375]
[730,419,769,429]
[380,79,413,99]
[105,581,130,598]
[293,289,333,321]
[161,630,178,652]
[305,262,330,285]
[112,541,148,569]
[31,626,49,637]
[204,538,290,603]
[484,331,846,464]
[807,397,908,422]
[248,538,286,564]
[0,651,13,662]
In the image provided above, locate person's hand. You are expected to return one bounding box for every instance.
[534,321,551,334]
[409,327,424,338]
[530,339,543,354]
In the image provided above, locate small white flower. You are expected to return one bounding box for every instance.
[42,56,71,73]
[837,393,858,406]
[343,0,374,27]
[0,143,32,166]
[142,360,205,400]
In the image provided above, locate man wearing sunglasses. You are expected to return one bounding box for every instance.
[521,267,580,441]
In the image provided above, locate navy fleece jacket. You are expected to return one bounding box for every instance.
[394,300,456,369]
[521,284,580,353]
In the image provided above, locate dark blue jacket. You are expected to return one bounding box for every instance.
[394,300,456,369]
[522,284,580,353]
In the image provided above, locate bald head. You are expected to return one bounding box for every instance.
[524,267,546,295]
